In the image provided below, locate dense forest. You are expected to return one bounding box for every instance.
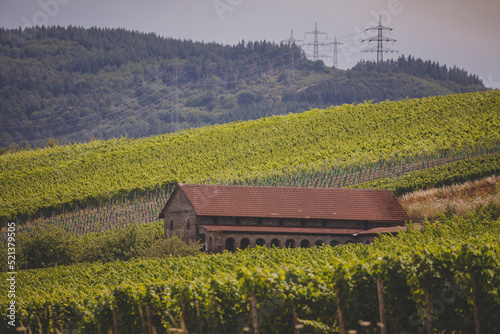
[0,26,487,150]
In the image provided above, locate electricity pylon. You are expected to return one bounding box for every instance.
[304,22,329,62]
[281,29,303,85]
[362,15,398,63]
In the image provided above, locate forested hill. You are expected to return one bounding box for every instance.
[0,26,487,150]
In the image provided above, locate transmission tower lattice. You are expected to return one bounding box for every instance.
[362,15,398,63]
[303,22,329,62]
[281,29,303,85]
[332,36,343,69]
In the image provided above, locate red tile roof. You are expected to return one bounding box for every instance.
[199,224,363,235]
[161,184,409,222]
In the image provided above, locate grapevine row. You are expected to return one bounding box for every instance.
[5,242,499,334]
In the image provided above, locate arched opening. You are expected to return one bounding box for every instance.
[285,239,295,248]
[315,240,324,247]
[300,239,310,248]
[256,238,266,247]
[271,239,280,248]
[170,220,173,231]
[240,238,250,249]
[207,237,214,251]
[330,240,339,247]
[225,238,235,252]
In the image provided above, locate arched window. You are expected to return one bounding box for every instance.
[187,219,190,230]
[170,220,173,231]
[225,238,235,252]
[256,238,266,247]
[240,238,250,249]
[330,240,339,247]
[315,240,324,247]
[286,239,295,248]
[300,239,310,248]
[271,239,280,248]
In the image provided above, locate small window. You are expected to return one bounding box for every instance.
[170,220,173,231]
[322,220,327,227]
[257,218,263,225]
[236,217,241,225]
[187,219,190,230]
[301,219,306,226]
[279,219,284,226]
[214,216,218,224]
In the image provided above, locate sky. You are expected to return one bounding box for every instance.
[1,0,499,88]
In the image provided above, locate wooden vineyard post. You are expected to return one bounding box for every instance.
[146,306,154,334]
[292,303,300,334]
[180,301,188,334]
[195,300,203,334]
[250,293,260,334]
[377,278,387,334]
[424,288,432,334]
[336,287,345,334]
[112,308,119,334]
[470,273,481,334]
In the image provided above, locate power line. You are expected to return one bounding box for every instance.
[361,15,398,63]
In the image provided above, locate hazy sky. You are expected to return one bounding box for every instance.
[1,0,499,88]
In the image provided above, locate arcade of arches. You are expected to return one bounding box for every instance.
[220,234,371,252]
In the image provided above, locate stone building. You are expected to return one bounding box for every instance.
[159,183,410,252]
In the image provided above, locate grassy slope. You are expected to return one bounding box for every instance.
[1,90,499,220]
[400,175,500,222]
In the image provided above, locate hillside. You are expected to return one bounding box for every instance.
[0,26,487,149]
[1,90,499,221]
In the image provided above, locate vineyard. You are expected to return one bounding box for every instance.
[9,140,500,235]
[1,212,499,333]
[1,91,499,222]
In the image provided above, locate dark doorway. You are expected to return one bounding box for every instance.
[271,239,280,248]
[225,238,235,252]
[240,238,250,249]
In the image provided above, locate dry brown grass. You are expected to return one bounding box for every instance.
[399,175,500,222]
